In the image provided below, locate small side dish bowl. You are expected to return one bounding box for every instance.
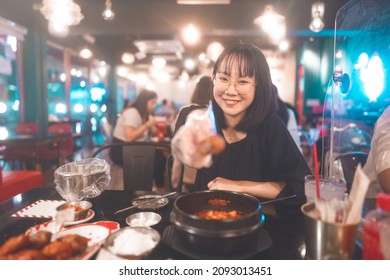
[104,227,160,259]
[126,212,162,227]
[56,201,93,221]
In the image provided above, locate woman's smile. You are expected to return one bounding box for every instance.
[222,97,241,106]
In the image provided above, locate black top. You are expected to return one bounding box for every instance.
[175,106,311,207]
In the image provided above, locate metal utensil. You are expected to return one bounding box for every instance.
[259,194,297,205]
[114,192,176,214]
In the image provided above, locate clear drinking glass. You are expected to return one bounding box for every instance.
[304,175,346,203]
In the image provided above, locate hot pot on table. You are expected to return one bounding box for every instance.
[170,190,263,255]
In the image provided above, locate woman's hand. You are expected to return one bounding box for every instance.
[171,121,213,169]
[207,177,241,192]
[171,109,224,169]
[145,116,156,129]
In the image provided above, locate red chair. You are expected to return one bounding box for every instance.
[13,123,39,135]
[48,123,74,159]
[38,123,75,167]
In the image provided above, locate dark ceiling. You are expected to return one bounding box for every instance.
[0,0,350,74]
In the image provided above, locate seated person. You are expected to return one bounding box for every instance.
[110,89,166,189]
[363,106,390,197]
[155,99,175,121]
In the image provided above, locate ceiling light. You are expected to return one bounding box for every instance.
[121,52,135,64]
[253,5,286,43]
[254,5,284,35]
[182,23,200,45]
[310,2,325,32]
[116,66,129,77]
[152,57,167,69]
[79,48,93,59]
[278,40,289,52]
[184,58,196,71]
[102,0,115,21]
[48,20,69,37]
[206,41,224,62]
[38,0,84,37]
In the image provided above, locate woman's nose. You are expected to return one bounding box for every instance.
[225,82,238,94]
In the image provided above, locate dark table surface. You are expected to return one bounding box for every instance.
[0,187,363,260]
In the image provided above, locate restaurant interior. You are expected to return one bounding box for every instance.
[0,0,389,261]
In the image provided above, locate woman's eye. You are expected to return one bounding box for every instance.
[219,76,229,82]
[238,80,250,85]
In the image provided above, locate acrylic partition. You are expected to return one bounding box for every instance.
[323,0,390,178]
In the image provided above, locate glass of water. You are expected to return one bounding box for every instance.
[304,175,346,203]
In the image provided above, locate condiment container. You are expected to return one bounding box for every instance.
[363,193,390,259]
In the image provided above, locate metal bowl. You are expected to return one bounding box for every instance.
[104,227,160,259]
[56,201,93,221]
[126,212,162,227]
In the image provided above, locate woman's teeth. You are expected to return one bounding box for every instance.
[225,99,239,105]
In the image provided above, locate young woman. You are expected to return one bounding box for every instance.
[171,42,311,205]
[110,89,158,165]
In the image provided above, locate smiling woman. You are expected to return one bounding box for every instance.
[171,41,311,206]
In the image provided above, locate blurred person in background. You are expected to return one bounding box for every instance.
[273,84,302,153]
[363,105,390,198]
[171,42,311,205]
[109,89,166,189]
[155,99,176,121]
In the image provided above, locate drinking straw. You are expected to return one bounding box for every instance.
[312,142,321,199]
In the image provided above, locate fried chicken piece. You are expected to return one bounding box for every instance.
[0,234,29,256]
[197,135,226,155]
[1,249,49,260]
[28,231,53,249]
[56,234,88,255]
[41,241,73,260]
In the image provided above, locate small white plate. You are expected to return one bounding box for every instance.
[64,209,95,226]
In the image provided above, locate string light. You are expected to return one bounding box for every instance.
[309,2,325,32]
[102,0,115,21]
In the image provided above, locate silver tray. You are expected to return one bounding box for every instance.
[131,195,169,210]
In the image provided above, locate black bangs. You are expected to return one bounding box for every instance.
[214,46,256,78]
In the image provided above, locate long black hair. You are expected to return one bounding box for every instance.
[130,89,157,120]
[211,42,276,131]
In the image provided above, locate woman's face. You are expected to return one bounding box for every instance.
[213,60,255,122]
[147,98,158,113]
